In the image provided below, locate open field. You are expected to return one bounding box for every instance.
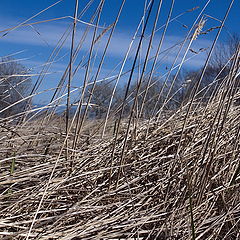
[0,0,240,239]
[1,93,240,239]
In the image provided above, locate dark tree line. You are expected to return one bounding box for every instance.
[0,35,238,120]
[183,34,240,103]
[0,57,32,118]
[86,34,240,119]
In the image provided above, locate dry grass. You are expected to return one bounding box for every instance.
[0,0,240,239]
[0,95,240,239]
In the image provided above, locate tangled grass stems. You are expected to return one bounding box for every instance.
[0,0,240,239]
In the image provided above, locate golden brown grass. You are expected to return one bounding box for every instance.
[0,0,239,239]
[0,95,239,239]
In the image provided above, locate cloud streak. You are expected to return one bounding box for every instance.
[0,16,213,69]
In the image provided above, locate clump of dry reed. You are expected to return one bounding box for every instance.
[0,0,240,239]
[0,90,239,239]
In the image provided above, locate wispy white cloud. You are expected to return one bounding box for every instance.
[0,16,215,75]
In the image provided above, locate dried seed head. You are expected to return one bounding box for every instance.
[192,18,207,40]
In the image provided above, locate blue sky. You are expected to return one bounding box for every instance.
[0,0,239,104]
